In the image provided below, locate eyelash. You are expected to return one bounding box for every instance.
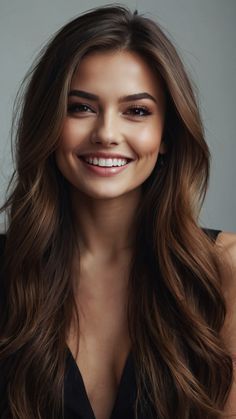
[67,103,152,117]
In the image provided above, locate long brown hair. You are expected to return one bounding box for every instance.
[0,4,233,418]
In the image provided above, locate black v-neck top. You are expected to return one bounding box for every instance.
[0,229,221,418]
[64,347,136,419]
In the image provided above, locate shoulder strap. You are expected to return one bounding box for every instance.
[0,234,6,260]
[202,228,222,242]
[0,233,6,247]
[0,235,7,316]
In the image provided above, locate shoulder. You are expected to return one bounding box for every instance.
[217,234,236,419]
[216,231,236,348]
[216,231,236,317]
[215,231,236,267]
[215,231,236,299]
[216,230,236,251]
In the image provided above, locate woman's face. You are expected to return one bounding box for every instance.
[55,50,166,199]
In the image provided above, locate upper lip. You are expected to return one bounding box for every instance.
[78,152,134,160]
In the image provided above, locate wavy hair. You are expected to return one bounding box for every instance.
[0,4,233,418]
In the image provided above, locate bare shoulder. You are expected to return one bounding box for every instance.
[215,231,236,262]
[215,232,236,416]
[217,233,236,418]
[216,231,236,353]
[215,231,236,293]
[215,231,236,301]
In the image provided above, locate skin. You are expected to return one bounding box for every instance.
[216,232,236,416]
[55,49,166,269]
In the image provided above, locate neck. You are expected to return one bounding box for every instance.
[70,186,141,259]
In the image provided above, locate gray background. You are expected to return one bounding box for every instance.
[0,0,235,233]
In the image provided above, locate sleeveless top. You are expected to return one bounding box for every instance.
[0,229,222,419]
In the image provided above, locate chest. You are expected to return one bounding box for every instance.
[67,336,131,419]
[77,354,119,419]
[67,255,132,418]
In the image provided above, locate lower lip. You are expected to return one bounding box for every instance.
[78,158,132,177]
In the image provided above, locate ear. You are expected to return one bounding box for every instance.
[159,140,167,155]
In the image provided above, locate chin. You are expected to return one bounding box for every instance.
[77,183,137,200]
[83,190,126,200]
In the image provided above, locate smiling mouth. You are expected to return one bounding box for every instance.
[78,156,133,177]
[79,156,132,167]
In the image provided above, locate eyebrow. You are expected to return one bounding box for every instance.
[68,89,158,104]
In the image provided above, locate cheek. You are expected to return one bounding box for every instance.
[131,124,163,156]
[58,120,86,151]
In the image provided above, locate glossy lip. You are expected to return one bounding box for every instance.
[78,151,134,161]
[78,156,132,177]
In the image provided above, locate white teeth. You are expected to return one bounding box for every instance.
[107,159,113,166]
[84,157,128,167]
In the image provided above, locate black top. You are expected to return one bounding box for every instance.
[0,229,222,419]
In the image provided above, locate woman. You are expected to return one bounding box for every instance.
[0,4,235,419]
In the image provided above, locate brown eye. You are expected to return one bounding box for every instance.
[125,106,151,117]
[67,103,94,114]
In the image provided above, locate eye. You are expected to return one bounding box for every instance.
[125,105,151,117]
[67,103,94,114]
[67,103,152,117]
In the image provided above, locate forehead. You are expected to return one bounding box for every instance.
[70,50,165,103]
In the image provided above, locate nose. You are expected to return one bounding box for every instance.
[90,109,121,146]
